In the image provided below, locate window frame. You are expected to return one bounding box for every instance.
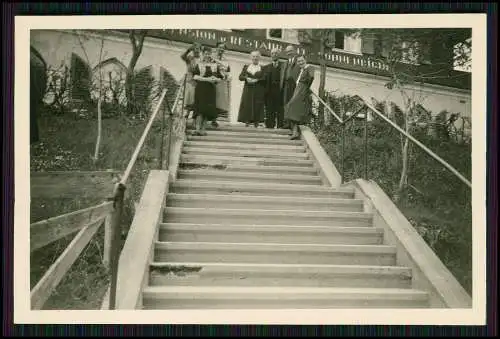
[329,31,363,56]
[266,29,299,45]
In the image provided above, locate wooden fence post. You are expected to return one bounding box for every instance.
[102,215,112,267]
[108,182,126,310]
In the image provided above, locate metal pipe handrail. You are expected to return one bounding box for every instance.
[311,90,343,124]
[312,90,472,189]
[120,88,168,185]
[163,74,188,170]
[360,98,472,188]
[167,74,187,119]
[108,75,187,310]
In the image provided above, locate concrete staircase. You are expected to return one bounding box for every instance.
[141,118,431,309]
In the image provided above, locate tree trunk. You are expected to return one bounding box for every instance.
[318,35,327,126]
[394,99,411,202]
[125,70,135,116]
[126,30,147,116]
[94,95,102,162]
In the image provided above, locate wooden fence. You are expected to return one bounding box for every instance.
[30,170,119,310]
[30,74,187,310]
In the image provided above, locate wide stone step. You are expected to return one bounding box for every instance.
[182,147,310,160]
[171,180,354,198]
[165,193,364,212]
[142,286,429,309]
[154,241,396,266]
[176,170,322,186]
[183,140,306,153]
[178,163,319,176]
[159,223,383,245]
[186,135,303,146]
[148,262,413,289]
[192,129,291,139]
[163,207,372,227]
[206,124,291,135]
[180,154,314,168]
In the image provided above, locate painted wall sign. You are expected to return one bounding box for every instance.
[149,29,391,73]
[119,29,470,91]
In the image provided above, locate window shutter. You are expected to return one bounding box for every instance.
[361,33,375,55]
[380,37,391,58]
[298,29,313,44]
[283,29,299,44]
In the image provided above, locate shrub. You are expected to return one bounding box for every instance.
[309,92,473,294]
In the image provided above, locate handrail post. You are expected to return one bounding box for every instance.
[364,106,369,180]
[158,95,167,170]
[341,104,345,184]
[181,75,187,119]
[108,182,126,310]
[165,100,174,170]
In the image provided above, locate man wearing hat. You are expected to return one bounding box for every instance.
[263,47,286,129]
[282,45,301,130]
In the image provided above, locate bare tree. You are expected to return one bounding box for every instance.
[74,30,106,162]
[126,30,149,116]
[302,28,471,200]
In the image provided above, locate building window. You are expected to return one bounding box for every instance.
[266,29,299,44]
[330,31,362,55]
[334,31,344,49]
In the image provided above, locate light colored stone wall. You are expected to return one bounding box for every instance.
[31,29,471,124]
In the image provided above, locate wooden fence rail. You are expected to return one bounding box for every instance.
[30,217,106,310]
[30,170,118,310]
[30,201,113,253]
[30,76,184,310]
[30,170,119,199]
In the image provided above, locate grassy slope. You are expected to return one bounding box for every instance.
[311,119,472,295]
[30,111,164,310]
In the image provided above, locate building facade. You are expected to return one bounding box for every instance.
[30,28,472,125]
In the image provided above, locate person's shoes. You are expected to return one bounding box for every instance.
[290,135,300,140]
[211,121,219,128]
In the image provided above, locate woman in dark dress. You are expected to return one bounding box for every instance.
[284,55,315,140]
[212,41,231,128]
[237,50,266,127]
[192,46,225,136]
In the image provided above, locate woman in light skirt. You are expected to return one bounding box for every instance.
[181,43,201,115]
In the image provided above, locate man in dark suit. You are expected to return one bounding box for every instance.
[282,45,301,131]
[263,47,286,129]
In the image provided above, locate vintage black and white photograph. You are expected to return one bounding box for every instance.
[15,13,487,325]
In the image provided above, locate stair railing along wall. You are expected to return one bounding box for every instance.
[98,73,188,310]
[302,90,472,308]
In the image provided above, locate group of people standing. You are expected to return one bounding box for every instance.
[181,42,314,140]
[181,42,231,136]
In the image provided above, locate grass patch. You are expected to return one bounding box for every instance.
[30,108,166,310]
[310,115,472,295]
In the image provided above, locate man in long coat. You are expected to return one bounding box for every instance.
[282,45,301,130]
[262,48,286,129]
